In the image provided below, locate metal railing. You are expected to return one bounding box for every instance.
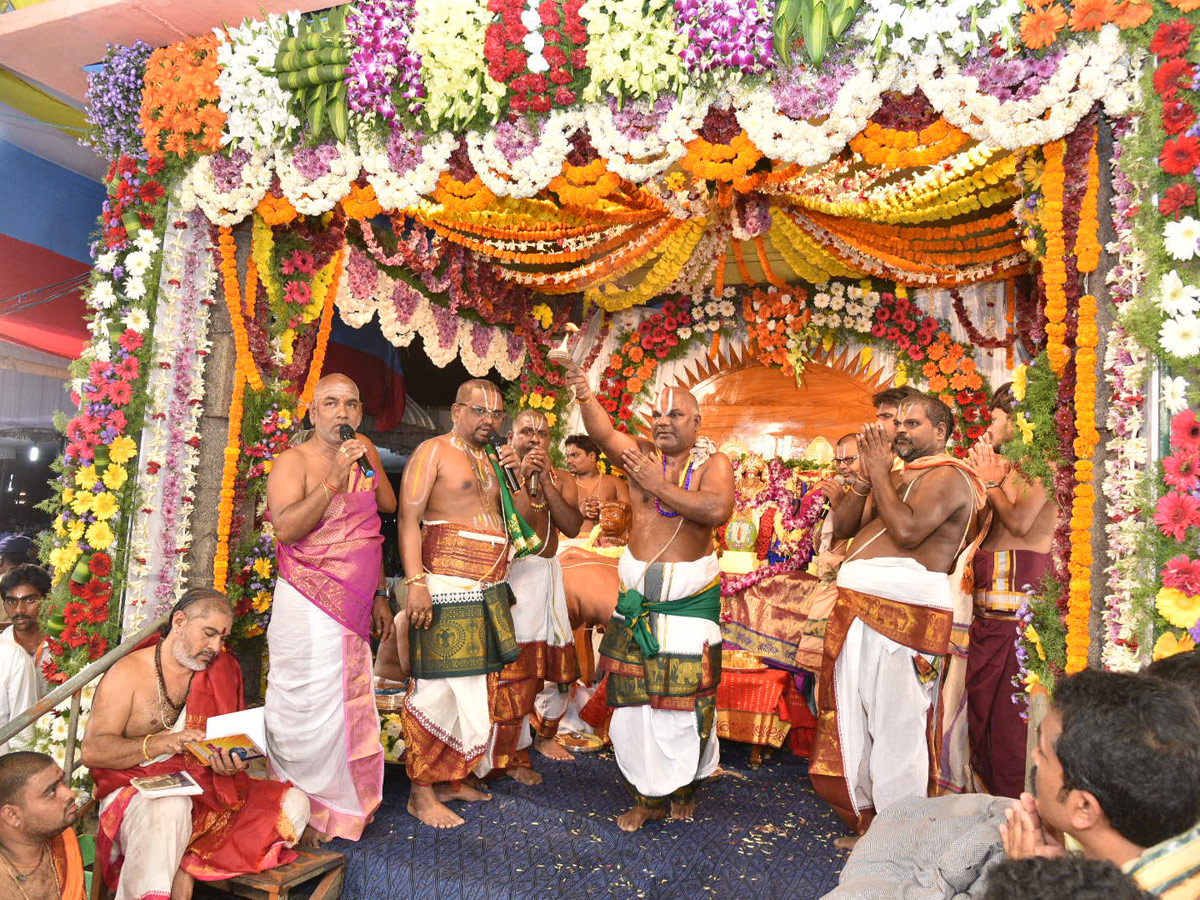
[0,615,168,779]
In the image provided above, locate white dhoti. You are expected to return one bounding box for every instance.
[265,579,382,840]
[834,557,953,816]
[606,551,722,802]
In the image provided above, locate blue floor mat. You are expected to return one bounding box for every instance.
[330,743,846,900]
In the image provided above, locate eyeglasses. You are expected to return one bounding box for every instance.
[464,405,504,420]
[833,455,860,465]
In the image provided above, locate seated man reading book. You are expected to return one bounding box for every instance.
[0,751,86,900]
[82,588,310,900]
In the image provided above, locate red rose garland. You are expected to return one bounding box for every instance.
[485,0,589,114]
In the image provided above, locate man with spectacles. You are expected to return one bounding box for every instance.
[399,379,544,828]
[0,564,52,697]
[264,374,396,845]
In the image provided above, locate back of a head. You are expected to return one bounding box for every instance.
[871,386,923,409]
[0,751,55,809]
[1055,669,1200,847]
[983,856,1151,900]
[1144,649,1200,713]
[991,382,1016,414]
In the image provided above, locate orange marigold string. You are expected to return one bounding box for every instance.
[731,240,755,284]
[213,367,246,592]
[1041,139,1069,375]
[1065,292,1099,673]
[217,227,265,391]
[298,249,344,415]
[754,236,788,288]
[1074,135,1101,273]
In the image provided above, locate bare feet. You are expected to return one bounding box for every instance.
[534,736,576,761]
[170,868,195,900]
[407,783,465,829]
[507,765,544,785]
[670,798,696,821]
[298,826,330,849]
[833,835,861,852]
[435,782,492,803]
[617,804,667,832]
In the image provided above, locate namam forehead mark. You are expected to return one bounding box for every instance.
[651,386,699,416]
[313,373,360,402]
[515,409,549,431]
[896,401,925,425]
[456,381,504,412]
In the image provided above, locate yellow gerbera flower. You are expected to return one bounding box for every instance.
[102,464,128,491]
[545,412,557,428]
[61,487,76,506]
[91,492,119,521]
[1153,630,1196,661]
[1012,364,1028,402]
[1156,587,1200,630]
[71,492,95,516]
[108,435,138,465]
[253,558,272,579]
[252,590,272,613]
[85,521,115,551]
[68,521,86,541]
[74,465,99,491]
[1016,412,1036,445]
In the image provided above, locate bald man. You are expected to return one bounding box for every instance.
[564,364,734,832]
[264,374,395,843]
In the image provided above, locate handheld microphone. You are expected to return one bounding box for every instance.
[338,424,375,478]
[485,431,523,494]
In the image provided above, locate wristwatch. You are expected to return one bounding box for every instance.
[983,480,1001,490]
[374,589,389,599]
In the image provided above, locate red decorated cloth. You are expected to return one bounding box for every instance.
[93,637,299,886]
[715,668,797,751]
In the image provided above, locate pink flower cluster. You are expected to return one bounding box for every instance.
[1155,410,1200,541]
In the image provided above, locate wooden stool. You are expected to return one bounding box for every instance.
[205,848,345,900]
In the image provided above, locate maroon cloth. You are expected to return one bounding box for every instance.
[966,615,1028,798]
[93,640,298,885]
[972,547,1052,595]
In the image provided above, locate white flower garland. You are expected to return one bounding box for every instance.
[275,142,360,216]
[733,58,898,168]
[215,14,300,153]
[916,26,1137,150]
[585,89,709,182]
[467,110,582,199]
[124,210,214,631]
[181,151,273,227]
[580,0,687,103]
[860,0,1021,60]
[359,126,455,212]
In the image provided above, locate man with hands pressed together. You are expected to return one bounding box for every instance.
[264,374,394,844]
[83,589,310,900]
[810,394,986,838]
[563,361,734,832]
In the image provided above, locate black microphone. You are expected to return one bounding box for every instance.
[485,431,523,494]
[338,424,375,478]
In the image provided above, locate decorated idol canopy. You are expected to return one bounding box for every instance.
[37,0,1199,712]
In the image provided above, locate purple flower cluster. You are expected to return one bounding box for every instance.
[492,119,541,166]
[292,143,340,179]
[210,149,251,193]
[345,0,425,127]
[961,48,1065,103]
[610,95,674,140]
[772,62,854,120]
[82,41,154,162]
[675,0,775,76]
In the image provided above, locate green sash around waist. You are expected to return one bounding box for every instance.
[615,579,721,659]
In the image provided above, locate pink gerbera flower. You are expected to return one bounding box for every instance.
[1163,554,1200,595]
[1164,452,1200,491]
[1156,491,1200,541]
[283,281,312,304]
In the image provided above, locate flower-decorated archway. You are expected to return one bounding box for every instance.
[30,0,1200,714]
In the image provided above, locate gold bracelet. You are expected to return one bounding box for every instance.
[404,574,427,586]
[529,497,548,510]
[142,733,154,762]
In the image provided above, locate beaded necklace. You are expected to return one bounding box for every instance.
[655,453,695,518]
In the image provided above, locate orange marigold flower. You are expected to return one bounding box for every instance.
[629,346,644,363]
[1068,0,1116,30]
[1112,0,1152,26]
[927,344,946,361]
[1020,2,1067,47]
[1165,0,1200,12]
[939,356,958,375]
[951,372,972,390]
[928,374,950,392]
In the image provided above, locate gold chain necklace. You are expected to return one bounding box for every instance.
[451,435,499,528]
[0,843,58,899]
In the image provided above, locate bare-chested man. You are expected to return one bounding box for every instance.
[564,363,735,832]
[966,383,1054,799]
[563,433,630,541]
[82,589,309,900]
[400,379,537,828]
[809,393,986,837]
[487,409,585,766]
[264,373,395,843]
[0,752,84,900]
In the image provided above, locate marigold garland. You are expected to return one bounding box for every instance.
[213,368,247,592]
[849,119,970,168]
[341,181,384,221]
[217,227,265,391]
[257,190,298,227]
[297,248,345,414]
[1065,292,1099,673]
[1041,139,1070,375]
[679,131,763,184]
[1073,136,1101,273]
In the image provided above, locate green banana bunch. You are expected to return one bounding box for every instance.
[774,0,863,67]
[274,5,350,143]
